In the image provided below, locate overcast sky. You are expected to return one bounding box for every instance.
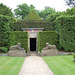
[0,0,70,12]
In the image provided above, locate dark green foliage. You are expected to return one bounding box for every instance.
[0,3,16,31]
[11,20,52,31]
[8,31,28,52]
[38,31,58,51]
[0,3,13,17]
[73,54,75,61]
[25,11,42,20]
[0,15,10,47]
[0,47,8,53]
[65,7,75,15]
[0,15,10,31]
[56,15,75,52]
[46,13,61,31]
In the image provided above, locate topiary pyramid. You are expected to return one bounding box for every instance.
[24,11,42,20]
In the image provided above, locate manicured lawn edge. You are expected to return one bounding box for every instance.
[0,56,25,75]
[43,55,75,75]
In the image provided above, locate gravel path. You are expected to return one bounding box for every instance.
[19,56,54,75]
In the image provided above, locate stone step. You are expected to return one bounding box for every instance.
[30,53,37,56]
[29,51,37,56]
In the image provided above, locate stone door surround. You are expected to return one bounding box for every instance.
[22,28,44,54]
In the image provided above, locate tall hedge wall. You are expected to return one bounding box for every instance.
[38,31,58,52]
[8,31,28,52]
[56,15,75,52]
[11,20,53,31]
[0,15,10,47]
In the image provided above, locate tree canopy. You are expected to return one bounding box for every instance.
[14,3,36,19]
[38,6,56,20]
[65,0,75,7]
[65,7,75,15]
[0,3,13,17]
[14,4,56,20]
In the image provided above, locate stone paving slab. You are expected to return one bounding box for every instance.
[19,56,54,75]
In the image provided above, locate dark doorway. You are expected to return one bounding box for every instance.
[30,38,36,51]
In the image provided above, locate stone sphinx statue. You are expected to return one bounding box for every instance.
[10,43,24,50]
[42,43,58,56]
[43,43,56,50]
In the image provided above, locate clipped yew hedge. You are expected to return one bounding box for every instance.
[11,20,53,31]
[56,15,75,52]
[38,31,58,51]
[25,11,42,20]
[8,31,28,52]
[0,15,10,47]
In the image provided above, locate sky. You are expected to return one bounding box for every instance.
[0,0,70,12]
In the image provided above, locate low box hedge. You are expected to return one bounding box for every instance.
[73,54,75,61]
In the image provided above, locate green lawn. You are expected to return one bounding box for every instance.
[43,55,75,75]
[0,56,25,75]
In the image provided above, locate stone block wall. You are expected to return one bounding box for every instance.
[42,49,58,56]
[8,50,25,57]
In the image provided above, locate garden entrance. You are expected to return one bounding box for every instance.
[30,38,36,51]
[22,28,44,55]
